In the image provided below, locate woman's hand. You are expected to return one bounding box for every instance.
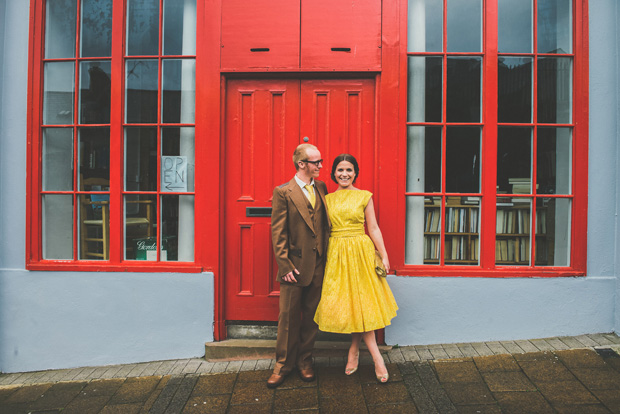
[382,257,390,274]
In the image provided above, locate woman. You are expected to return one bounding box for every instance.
[314,154,398,383]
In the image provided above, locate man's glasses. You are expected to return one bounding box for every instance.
[302,159,323,166]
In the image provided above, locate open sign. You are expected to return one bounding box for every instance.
[161,156,187,192]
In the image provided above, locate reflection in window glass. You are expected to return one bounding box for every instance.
[495,198,532,265]
[163,0,197,56]
[80,0,113,57]
[125,194,157,260]
[407,57,442,123]
[45,0,76,59]
[80,61,111,124]
[44,62,74,125]
[79,128,110,191]
[444,196,480,265]
[43,195,73,260]
[125,127,157,192]
[125,60,159,123]
[538,57,572,124]
[447,58,481,122]
[447,0,482,52]
[43,128,74,192]
[407,0,442,52]
[446,127,480,193]
[162,59,196,124]
[535,197,570,266]
[537,128,572,195]
[407,127,441,193]
[162,127,195,192]
[497,128,532,194]
[538,0,572,54]
[161,195,195,261]
[498,0,532,53]
[498,58,532,123]
[405,196,440,265]
[79,194,110,260]
[127,0,160,56]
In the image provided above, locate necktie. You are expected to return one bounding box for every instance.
[304,184,316,208]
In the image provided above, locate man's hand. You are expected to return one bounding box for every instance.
[283,269,300,283]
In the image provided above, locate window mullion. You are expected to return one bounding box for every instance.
[480,0,498,270]
[108,0,125,264]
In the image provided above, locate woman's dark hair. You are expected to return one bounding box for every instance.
[331,153,360,184]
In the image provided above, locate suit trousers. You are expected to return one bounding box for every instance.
[274,252,326,375]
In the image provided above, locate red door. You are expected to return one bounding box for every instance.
[224,78,376,322]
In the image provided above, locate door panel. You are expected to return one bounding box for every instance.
[301,79,376,193]
[224,78,376,322]
[224,79,300,320]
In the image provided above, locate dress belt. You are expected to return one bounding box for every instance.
[330,227,365,238]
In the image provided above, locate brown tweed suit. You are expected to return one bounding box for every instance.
[271,178,330,375]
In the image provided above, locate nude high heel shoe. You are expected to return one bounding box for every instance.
[345,352,359,375]
[374,360,389,383]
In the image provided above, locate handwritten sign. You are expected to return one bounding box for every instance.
[161,156,187,192]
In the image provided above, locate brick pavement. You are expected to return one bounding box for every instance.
[1,333,620,413]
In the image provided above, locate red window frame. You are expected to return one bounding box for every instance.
[393,0,588,277]
[26,0,209,272]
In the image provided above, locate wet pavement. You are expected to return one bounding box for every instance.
[2,336,620,413]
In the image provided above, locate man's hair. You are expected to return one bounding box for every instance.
[293,143,319,170]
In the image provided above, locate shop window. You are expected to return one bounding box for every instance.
[30,0,199,270]
[403,0,587,275]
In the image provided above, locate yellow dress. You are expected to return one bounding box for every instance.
[314,190,398,334]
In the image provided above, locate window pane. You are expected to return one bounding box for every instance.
[447,57,481,122]
[444,196,480,265]
[498,0,532,53]
[405,196,440,265]
[125,127,157,191]
[535,197,570,266]
[161,195,194,261]
[537,57,572,124]
[163,0,196,56]
[498,58,532,123]
[162,59,196,124]
[126,0,160,56]
[45,0,76,59]
[79,194,109,260]
[496,198,532,265]
[80,0,113,57]
[44,62,74,125]
[125,59,158,123]
[79,61,111,124]
[43,128,73,191]
[78,127,110,191]
[407,56,442,123]
[162,127,195,192]
[537,127,572,195]
[446,127,480,193]
[125,194,157,260]
[42,195,73,260]
[407,0,442,52]
[538,0,572,54]
[497,127,532,194]
[447,0,481,52]
[407,126,441,193]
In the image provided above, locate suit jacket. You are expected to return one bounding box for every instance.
[271,178,330,287]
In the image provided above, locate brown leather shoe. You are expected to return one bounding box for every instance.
[298,366,315,382]
[266,372,286,388]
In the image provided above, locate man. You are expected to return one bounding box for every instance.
[267,143,330,388]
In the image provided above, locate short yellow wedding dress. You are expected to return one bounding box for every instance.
[314,190,398,333]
